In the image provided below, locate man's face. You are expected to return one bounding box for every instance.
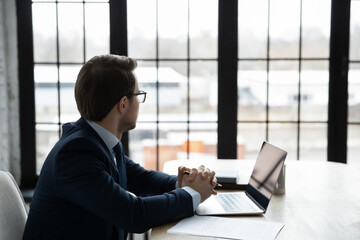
[121,78,140,131]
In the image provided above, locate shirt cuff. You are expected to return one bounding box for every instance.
[182,186,201,212]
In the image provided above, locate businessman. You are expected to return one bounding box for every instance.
[23,54,217,240]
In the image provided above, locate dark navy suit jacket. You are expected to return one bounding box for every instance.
[23,118,193,240]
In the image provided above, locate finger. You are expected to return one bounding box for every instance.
[209,170,216,184]
[178,166,186,174]
[211,175,218,195]
[212,176,218,187]
[201,168,210,179]
[189,168,198,181]
[177,166,186,187]
[178,166,188,178]
[197,165,205,173]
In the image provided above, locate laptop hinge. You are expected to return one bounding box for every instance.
[246,192,266,212]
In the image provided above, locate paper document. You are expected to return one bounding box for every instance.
[167,215,284,240]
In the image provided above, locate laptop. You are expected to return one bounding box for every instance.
[196,141,287,215]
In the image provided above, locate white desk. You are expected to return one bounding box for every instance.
[151,160,360,240]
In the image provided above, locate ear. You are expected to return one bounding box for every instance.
[116,96,129,114]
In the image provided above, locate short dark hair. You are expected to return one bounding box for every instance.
[74,54,137,121]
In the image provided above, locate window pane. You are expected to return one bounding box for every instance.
[85,3,109,60]
[129,122,157,167]
[158,123,188,171]
[158,61,187,121]
[59,65,81,123]
[188,123,217,159]
[34,64,58,84]
[348,64,360,122]
[238,0,268,59]
[269,61,299,121]
[348,124,360,166]
[350,1,360,61]
[238,123,266,159]
[58,3,84,62]
[300,123,327,161]
[36,124,59,174]
[135,61,157,122]
[301,0,330,58]
[60,87,80,123]
[268,123,297,160]
[269,0,300,58]
[35,84,58,123]
[128,0,156,58]
[190,61,217,121]
[136,62,157,120]
[34,64,58,123]
[238,61,267,121]
[59,65,81,83]
[300,61,328,121]
[158,0,188,58]
[189,0,218,58]
[32,3,57,62]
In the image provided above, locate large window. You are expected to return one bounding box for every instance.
[17,0,359,187]
[30,0,218,173]
[127,0,218,170]
[32,0,110,174]
[237,0,330,160]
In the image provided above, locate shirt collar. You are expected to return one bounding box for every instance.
[86,120,119,152]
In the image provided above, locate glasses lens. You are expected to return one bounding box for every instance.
[137,93,145,103]
[137,95,143,103]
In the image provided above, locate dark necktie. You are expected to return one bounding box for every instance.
[112,143,127,240]
[113,142,126,188]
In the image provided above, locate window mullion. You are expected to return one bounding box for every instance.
[109,0,129,155]
[328,0,351,163]
[218,0,238,159]
[17,0,37,187]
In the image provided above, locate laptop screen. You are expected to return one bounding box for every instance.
[246,142,287,210]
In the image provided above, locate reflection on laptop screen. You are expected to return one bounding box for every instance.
[248,142,287,200]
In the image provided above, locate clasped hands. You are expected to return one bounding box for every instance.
[177,165,218,203]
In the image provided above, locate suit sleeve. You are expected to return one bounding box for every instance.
[55,139,194,233]
[124,156,178,196]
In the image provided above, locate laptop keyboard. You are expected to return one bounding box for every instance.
[215,193,258,213]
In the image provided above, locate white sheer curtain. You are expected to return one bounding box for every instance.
[0,0,21,183]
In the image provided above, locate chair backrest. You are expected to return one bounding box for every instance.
[0,171,28,240]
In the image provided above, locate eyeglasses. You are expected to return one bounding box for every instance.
[132,90,147,103]
[117,90,147,104]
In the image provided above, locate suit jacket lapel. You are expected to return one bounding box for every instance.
[75,118,120,183]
